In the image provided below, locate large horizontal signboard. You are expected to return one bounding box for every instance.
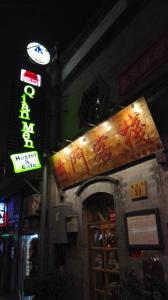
[51,98,164,188]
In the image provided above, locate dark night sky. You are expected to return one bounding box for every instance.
[0,0,107,170]
[0,0,107,58]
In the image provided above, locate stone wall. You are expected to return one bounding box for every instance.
[48,157,168,299]
[113,158,168,279]
[48,1,168,297]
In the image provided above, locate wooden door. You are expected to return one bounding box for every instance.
[86,194,120,300]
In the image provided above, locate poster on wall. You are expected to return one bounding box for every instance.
[125,208,163,249]
[51,97,164,189]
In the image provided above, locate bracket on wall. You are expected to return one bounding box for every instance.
[24,178,40,195]
[65,139,73,143]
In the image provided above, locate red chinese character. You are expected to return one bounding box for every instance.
[56,159,68,180]
[70,147,90,175]
[120,113,152,147]
[93,135,112,163]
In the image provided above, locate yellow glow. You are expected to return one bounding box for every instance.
[132,103,142,114]
[101,121,112,131]
[63,147,71,155]
[78,136,87,145]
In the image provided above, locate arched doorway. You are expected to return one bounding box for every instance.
[84,192,120,300]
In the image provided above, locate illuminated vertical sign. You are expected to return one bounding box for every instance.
[19,69,42,150]
[19,84,36,149]
[10,68,42,173]
[0,203,7,226]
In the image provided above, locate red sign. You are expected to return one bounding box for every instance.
[20,69,41,87]
[119,34,168,95]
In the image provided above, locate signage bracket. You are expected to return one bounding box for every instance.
[24,178,40,195]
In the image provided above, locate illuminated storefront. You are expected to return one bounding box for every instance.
[51,98,163,189]
[47,3,168,299]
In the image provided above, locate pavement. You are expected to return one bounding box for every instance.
[0,295,15,300]
[0,298,13,300]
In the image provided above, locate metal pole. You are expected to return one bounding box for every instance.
[39,155,48,274]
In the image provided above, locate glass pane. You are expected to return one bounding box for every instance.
[94,251,104,268]
[95,271,105,290]
[86,194,115,223]
[94,291,105,300]
[94,290,111,300]
[106,273,120,293]
[104,229,117,248]
[94,292,104,300]
[105,251,119,270]
[91,228,103,247]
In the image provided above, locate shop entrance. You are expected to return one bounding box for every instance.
[84,192,120,300]
[0,235,16,295]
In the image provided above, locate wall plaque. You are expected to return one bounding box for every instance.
[129,180,147,200]
[125,208,163,249]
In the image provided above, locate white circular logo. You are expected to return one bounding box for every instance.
[27,42,50,65]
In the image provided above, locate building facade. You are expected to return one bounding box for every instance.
[48,1,168,299]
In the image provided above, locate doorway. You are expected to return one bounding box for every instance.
[84,192,120,300]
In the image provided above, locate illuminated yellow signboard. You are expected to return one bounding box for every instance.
[51,98,164,188]
[10,151,41,173]
[19,84,36,149]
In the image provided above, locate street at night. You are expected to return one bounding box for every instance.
[0,1,168,300]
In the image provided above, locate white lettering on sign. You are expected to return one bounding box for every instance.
[20,69,41,87]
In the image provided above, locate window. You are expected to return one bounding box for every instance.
[79,75,110,126]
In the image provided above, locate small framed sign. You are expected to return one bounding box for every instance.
[129,180,147,200]
[125,208,163,250]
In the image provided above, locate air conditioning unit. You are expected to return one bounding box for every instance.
[23,194,41,217]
